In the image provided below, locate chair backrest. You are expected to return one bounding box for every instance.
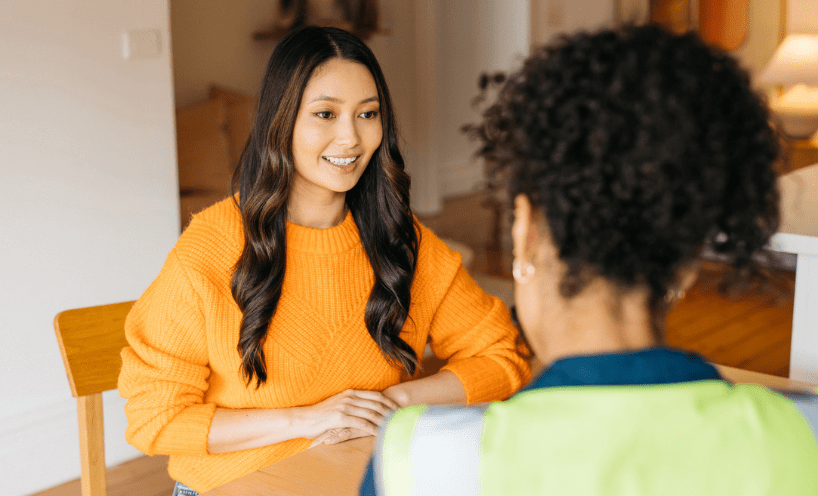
[53,301,135,496]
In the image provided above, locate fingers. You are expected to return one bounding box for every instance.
[301,389,401,439]
[309,427,371,448]
[330,390,399,425]
[327,409,380,435]
[344,390,401,412]
[309,429,337,448]
[336,402,389,428]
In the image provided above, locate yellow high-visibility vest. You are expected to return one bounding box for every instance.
[373,381,818,496]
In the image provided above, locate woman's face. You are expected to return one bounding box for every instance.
[291,58,383,201]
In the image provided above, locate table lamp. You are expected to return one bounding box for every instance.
[758,34,818,138]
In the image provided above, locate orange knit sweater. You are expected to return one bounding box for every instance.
[118,198,530,492]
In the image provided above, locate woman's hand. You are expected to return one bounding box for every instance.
[297,389,399,443]
[309,427,371,448]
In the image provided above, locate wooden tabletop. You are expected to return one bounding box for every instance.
[201,436,374,496]
[201,366,815,496]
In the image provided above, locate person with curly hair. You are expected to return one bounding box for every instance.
[362,25,818,495]
[118,26,529,495]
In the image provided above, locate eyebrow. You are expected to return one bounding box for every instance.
[309,95,379,104]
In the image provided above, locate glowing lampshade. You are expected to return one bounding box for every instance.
[759,34,818,138]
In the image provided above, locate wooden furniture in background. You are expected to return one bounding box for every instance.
[785,136,818,172]
[649,0,694,34]
[698,0,749,50]
[253,0,381,41]
[53,301,135,496]
[176,85,255,231]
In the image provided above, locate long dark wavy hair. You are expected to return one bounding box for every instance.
[469,25,780,337]
[231,26,419,387]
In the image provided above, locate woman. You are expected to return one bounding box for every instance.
[118,26,529,495]
[364,25,818,495]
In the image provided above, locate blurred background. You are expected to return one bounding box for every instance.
[2,1,817,495]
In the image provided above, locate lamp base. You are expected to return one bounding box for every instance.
[772,85,818,139]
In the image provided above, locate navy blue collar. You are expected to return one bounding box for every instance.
[522,347,721,392]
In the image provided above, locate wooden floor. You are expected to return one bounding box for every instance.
[34,189,795,496]
[32,454,175,496]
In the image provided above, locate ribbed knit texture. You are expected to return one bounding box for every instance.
[118,198,530,492]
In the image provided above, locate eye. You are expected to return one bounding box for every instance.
[360,110,379,119]
[314,111,334,119]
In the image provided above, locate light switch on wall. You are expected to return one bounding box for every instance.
[121,29,162,60]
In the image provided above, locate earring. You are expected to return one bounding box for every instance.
[512,258,536,284]
[663,288,686,304]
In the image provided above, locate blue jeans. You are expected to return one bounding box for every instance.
[172,481,199,496]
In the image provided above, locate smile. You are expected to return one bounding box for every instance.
[323,156,359,166]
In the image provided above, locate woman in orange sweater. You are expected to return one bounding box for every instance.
[118,26,529,494]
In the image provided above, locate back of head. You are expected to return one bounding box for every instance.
[475,25,780,305]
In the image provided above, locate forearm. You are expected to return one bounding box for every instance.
[208,389,399,453]
[383,370,467,408]
[208,406,307,453]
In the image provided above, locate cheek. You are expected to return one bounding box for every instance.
[292,122,327,159]
[364,125,383,153]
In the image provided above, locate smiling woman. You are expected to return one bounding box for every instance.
[289,58,383,227]
[116,26,530,495]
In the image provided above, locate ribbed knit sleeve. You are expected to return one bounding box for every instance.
[118,247,217,456]
[416,226,531,403]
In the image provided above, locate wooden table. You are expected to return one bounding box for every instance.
[201,436,374,496]
[201,366,815,496]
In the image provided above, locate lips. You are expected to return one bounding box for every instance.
[323,156,359,166]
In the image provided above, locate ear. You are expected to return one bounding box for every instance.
[512,194,533,259]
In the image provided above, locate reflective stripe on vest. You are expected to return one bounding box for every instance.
[374,404,489,496]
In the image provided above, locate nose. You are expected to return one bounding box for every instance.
[336,114,361,147]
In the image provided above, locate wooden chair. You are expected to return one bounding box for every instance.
[53,301,135,496]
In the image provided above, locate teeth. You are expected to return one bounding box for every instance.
[324,156,357,166]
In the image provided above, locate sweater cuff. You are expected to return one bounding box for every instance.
[443,356,515,404]
[152,403,218,455]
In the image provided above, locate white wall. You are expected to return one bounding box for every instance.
[433,0,616,201]
[530,0,615,47]
[171,0,278,107]
[0,1,179,495]
[788,0,818,34]
[168,0,531,214]
[435,0,531,200]
[368,1,441,213]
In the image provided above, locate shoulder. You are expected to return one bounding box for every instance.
[174,197,243,274]
[414,220,464,279]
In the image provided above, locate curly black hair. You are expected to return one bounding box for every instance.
[470,25,780,311]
